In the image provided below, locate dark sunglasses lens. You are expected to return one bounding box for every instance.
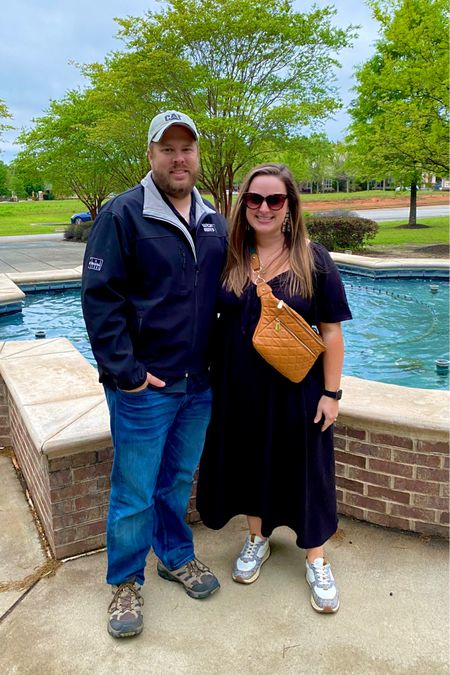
[243,193,287,210]
[243,193,263,209]
[266,195,287,210]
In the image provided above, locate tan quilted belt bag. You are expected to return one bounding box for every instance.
[251,253,326,382]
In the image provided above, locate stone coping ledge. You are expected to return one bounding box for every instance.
[331,252,449,270]
[0,338,448,464]
[340,375,449,441]
[0,338,110,458]
[0,275,26,304]
[6,267,82,286]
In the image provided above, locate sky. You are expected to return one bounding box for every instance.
[0,0,381,165]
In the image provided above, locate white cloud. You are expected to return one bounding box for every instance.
[0,0,379,163]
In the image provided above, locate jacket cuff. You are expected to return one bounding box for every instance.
[116,364,147,391]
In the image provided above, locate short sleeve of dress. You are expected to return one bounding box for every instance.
[312,242,353,324]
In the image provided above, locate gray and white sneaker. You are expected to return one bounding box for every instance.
[157,557,220,599]
[232,534,270,584]
[305,557,340,613]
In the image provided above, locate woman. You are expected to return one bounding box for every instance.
[197,163,352,613]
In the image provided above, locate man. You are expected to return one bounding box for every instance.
[81,111,227,639]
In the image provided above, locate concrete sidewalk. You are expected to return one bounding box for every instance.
[0,452,448,674]
[0,234,85,274]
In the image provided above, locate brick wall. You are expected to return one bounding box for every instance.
[335,424,449,538]
[9,395,55,551]
[187,473,200,524]
[6,388,113,558]
[0,375,11,447]
[48,448,113,558]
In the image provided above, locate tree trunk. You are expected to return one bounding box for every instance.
[408,182,417,226]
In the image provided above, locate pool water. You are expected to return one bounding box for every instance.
[0,276,448,390]
[341,276,448,390]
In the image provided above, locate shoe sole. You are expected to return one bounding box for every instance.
[232,546,271,584]
[107,623,143,638]
[157,567,220,599]
[306,574,340,613]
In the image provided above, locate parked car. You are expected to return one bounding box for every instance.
[70,211,91,224]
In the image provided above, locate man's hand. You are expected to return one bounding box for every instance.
[123,372,166,392]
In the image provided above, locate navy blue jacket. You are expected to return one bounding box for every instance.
[81,172,228,391]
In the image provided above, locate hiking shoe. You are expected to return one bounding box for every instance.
[107,581,144,638]
[305,557,340,613]
[232,534,271,584]
[157,558,220,599]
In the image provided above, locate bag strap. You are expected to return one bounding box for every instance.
[249,246,274,298]
[249,245,261,273]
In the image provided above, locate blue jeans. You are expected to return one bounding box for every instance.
[104,386,212,586]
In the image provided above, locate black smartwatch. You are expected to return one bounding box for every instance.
[323,389,342,400]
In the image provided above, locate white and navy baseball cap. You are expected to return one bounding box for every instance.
[148,110,199,144]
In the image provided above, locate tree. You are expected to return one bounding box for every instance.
[0,160,8,196]
[16,91,115,218]
[0,99,13,160]
[276,134,335,192]
[95,0,356,215]
[0,99,12,142]
[347,0,449,225]
[8,153,46,199]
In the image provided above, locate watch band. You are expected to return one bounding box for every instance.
[323,389,342,400]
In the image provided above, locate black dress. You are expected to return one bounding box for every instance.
[197,243,352,549]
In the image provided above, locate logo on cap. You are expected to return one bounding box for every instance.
[148,110,199,144]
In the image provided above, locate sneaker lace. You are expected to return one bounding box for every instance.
[241,537,260,561]
[186,558,210,579]
[313,561,332,588]
[109,581,143,612]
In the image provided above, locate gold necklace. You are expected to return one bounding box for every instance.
[257,247,286,276]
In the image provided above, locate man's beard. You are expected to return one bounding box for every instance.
[152,166,199,199]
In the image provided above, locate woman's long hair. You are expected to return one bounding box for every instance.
[223,163,315,298]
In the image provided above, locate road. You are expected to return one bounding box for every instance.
[354,205,449,221]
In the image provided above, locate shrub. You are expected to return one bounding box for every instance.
[64,220,93,242]
[306,211,378,251]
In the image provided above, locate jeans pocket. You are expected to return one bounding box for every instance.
[117,387,149,397]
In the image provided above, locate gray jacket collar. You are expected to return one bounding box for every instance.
[141,171,215,226]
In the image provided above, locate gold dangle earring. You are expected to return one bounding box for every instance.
[281,211,292,235]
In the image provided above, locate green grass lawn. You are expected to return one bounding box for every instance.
[300,189,414,202]
[369,217,448,246]
[0,199,87,235]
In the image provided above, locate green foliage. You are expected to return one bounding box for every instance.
[347,0,449,212]
[0,160,8,196]
[81,0,357,214]
[306,213,379,251]
[16,90,116,217]
[0,99,13,143]
[7,153,46,198]
[64,220,93,242]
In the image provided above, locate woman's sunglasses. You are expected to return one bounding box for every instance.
[242,192,288,211]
